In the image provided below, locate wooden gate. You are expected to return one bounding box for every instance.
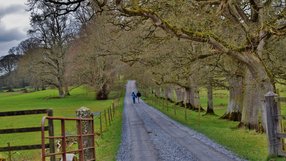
[265,92,286,157]
[41,111,95,161]
[0,109,54,160]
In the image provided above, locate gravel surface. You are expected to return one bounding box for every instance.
[117,81,247,161]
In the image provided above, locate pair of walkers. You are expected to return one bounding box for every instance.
[131,91,141,104]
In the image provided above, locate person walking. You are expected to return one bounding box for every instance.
[136,91,141,103]
[132,91,136,104]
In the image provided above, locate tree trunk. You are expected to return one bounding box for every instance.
[238,52,274,131]
[189,84,203,111]
[41,85,46,90]
[184,87,192,108]
[96,83,109,100]
[57,77,65,98]
[64,84,70,96]
[175,88,184,104]
[7,87,13,92]
[236,26,275,130]
[165,86,173,102]
[239,68,272,132]
[221,76,243,121]
[205,83,215,115]
[229,29,274,131]
[58,86,65,98]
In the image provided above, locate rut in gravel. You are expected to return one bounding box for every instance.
[117,80,246,161]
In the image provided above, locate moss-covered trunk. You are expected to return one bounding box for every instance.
[96,83,109,100]
[221,76,243,121]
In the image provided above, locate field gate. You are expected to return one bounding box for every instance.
[41,107,96,161]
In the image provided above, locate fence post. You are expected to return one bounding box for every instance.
[184,103,187,120]
[173,102,176,115]
[47,109,56,161]
[99,112,103,137]
[112,102,115,116]
[7,142,11,161]
[108,108,111,122]
[104,110,108,128]
[277,91,285,151]
[108,109,111,126]
[265,91,280,156]
[76,107,94,160]
[110,107,113,121]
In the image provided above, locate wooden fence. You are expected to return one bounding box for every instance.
[0,109,55,160]
[0,96,122,161]
[93,98,121,138]
[265,92,286,157]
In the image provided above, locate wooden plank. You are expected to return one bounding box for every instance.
[0,144,49,152]
[0,109,48,117]
[279,97,286,103]
[0,126,48,134]
[47,109,56,161]
[265,92,280,156]
[277,133,286,138]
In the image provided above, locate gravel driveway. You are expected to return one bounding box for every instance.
[117,80,246,161]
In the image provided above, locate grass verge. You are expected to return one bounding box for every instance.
[143,94,286,161]
[96,101,123,161]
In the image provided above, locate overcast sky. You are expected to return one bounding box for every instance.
[0,0,30,57]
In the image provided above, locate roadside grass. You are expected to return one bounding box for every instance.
[96,103,123,161]
[143,86,286,161]
[0,87,123,161]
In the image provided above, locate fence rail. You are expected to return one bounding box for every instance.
[0,109,55,161]
[0,94,123,161]
[0,126,49,134]
[0,144,49,152]
[0,109,49,116]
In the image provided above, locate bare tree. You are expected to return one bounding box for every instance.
[0,53,21,91]
[67,14,122,99]
[28,0,286,130]
[28,2,79,97]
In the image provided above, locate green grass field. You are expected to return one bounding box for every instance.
[0,87,123,161]
[1,84,286,161]
[143,86,286,161]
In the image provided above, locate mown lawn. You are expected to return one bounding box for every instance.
[143,85,286,161]
[0,87,123,161]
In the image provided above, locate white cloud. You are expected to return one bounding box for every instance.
[0,0,30,56]
[0,40,21,56]
[0,25,25,42]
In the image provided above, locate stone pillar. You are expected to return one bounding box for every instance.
[76,107,94,160]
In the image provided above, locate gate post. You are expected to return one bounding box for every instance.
[265,91,280,156]
[76,107,95,160]
[47,109,56,161]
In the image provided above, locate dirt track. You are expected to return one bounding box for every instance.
[117,80,245,161]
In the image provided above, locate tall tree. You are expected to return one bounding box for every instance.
[0,53,20,91]
[31,0,286,130]
[113,0,286,130]
[28,3,78,97]
[67,14,122,99]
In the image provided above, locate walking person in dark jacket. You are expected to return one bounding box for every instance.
[136,91,141,103]
[132,92,136,104]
